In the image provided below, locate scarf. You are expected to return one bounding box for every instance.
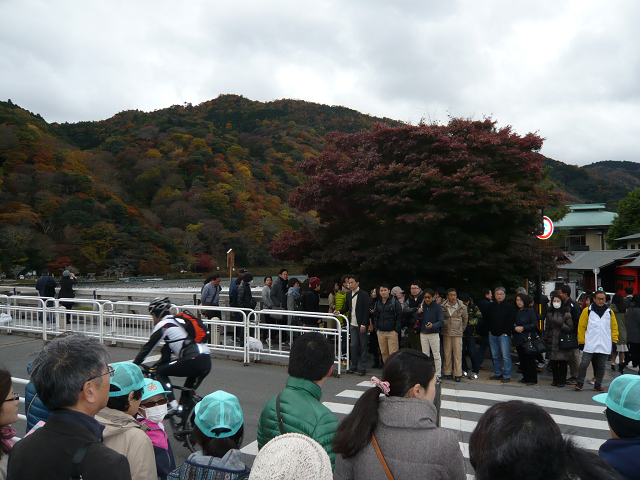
[591,304,608,318]
[289,286,300,298]
[1,424,16,453]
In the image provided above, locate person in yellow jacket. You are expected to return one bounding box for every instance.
[575,291,619,393]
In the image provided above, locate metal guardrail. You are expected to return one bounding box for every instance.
[0,297,349,371]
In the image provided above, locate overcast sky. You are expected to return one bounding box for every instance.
[1,0,638,166]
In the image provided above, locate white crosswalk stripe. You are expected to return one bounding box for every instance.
[241,378,611,480]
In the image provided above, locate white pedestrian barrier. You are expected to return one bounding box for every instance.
[0,296,349,372]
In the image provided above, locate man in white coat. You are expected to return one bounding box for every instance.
[575,291,619,393]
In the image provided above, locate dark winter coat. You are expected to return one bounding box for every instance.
[487,300,516,337]
[237,281,256,309]
[58,276,77,299]
[301,290,321,326]
[626,305,640,344]
[544,309,574,361]
[373,297,402,333]
[511,306,538,347]
[35,274,56,298]
[24,362,50,433]
[417,301,444,335]
[7,410,132,480]
[402,293,424,328]
[339,289,371,328]
[476,297,491,337]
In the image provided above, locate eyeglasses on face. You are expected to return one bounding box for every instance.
[140,398,168,409]
[87,365,115,383]
[2,393,20,403]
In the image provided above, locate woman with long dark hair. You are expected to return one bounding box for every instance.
[0,368,20,480]
[333,349,465,480]
[611,293,628,373]
[544,293,573,387]
[512,294,538,385]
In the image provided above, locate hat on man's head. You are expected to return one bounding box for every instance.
[141,378,171,402]
[309,277,321,289]
[242,272,253,283]
[194,390,244,438]
[63,270,71,277]
[390,286,404,296]
[593,374,640,420]
[109,362,145,397]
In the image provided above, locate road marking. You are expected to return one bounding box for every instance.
[241,440,259,455]
[322,400,607,451]
[353,383,605,414]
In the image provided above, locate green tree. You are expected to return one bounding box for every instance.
[605,188,640,247]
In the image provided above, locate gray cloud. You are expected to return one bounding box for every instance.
[1,0,638,165]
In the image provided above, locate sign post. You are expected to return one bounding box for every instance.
[593,267,600,291]
[227,249,235,287]
[536,216,554,240]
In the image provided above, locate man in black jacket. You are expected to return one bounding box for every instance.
[559,285,584,385]
[374,284,403,364]
[35,269,56,322]
[487,287,515,383]
[335,275,371,376]
[8,333,131,480]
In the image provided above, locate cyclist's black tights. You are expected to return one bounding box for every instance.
[156,353,211,406]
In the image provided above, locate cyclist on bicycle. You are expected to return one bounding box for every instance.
[133,297,211,415]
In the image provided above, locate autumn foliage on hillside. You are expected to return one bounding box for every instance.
[0,95,399,277]
[270,119,564,289]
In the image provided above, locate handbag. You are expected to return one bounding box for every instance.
[524,332,547,354]
[559,332,579,350]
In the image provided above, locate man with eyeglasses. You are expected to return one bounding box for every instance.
[7,333,132,480]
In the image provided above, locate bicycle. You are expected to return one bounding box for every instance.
[140,364,209,453]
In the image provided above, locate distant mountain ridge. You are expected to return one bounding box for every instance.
[543,158,640,210]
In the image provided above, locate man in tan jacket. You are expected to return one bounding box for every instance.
[442,289,468,382]
[95,362,156,480]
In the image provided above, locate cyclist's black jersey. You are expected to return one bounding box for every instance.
[133,315,210,365]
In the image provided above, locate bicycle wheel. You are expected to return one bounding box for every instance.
[183,402,199,453]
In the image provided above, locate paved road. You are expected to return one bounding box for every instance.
[1,332,625,477]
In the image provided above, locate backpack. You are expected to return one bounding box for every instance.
[174,310,209,343]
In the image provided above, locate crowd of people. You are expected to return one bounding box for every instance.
[3,273,640,480]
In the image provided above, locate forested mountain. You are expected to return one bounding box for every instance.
[543,158,640,211]
[0,93,636,278]
[0,95,400,277]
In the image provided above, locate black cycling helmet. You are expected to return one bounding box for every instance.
[149,297,171,318]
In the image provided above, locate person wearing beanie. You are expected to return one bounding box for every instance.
[594,374,640,479]
[250,433,332,480]
[168,391,250,480]
[302,277,322,327]
[58,269,77,324]
[95,362,156,480]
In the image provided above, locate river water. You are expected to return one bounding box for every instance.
[76,275,308,293]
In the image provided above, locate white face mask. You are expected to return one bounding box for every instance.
[553,302,562,309]
[142,403,168,424]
